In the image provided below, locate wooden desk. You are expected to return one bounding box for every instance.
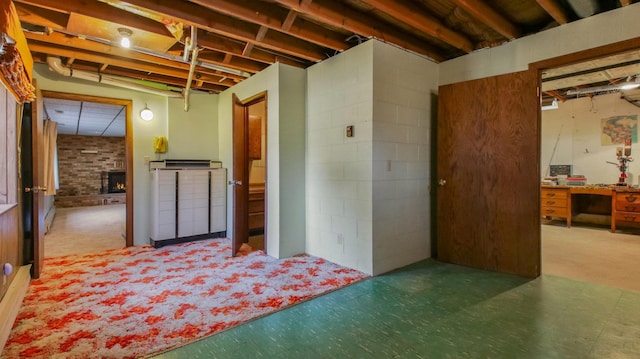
[542,185,640,232]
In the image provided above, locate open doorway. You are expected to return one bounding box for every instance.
[247,99,267,251]
[535,39,640,292]
[40,91,133,257]
[231,92,267,255]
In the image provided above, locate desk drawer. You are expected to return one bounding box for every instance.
[615,212,640,223]
[541,206,568,217]
[615,202,640,212]
[616,192,640,204]
[541,189,568,200]
[541,198,567,208]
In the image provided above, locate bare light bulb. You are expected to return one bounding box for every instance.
[120,36,130,48]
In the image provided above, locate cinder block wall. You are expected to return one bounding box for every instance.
[56,135,126,207]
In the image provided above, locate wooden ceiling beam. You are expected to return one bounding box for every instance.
[14,2,69,30]
[27,41,236,86]
[536,0,570,24]
[242,43,255,57]
[452,0,521,39]
[544,90,566,102]
[25,31,251,80]
[189,0,347,51]
[121,0,328,62]
[15,0,172,37]
[360,0,474,52]
[272,0,446,62]
[47,62,230,92]
[281,10,297,32]
[197,51,267,74]
[196,31,308,68]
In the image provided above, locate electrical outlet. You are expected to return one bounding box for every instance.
[337,233,343,245]
[144,156,150,165]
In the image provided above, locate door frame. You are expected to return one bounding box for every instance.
[40,91,134,247]
[231,91,268,256]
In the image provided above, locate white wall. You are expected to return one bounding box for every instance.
[167,93,219,160]
[306,41,375,274]
[542,93,640,185]
[371,41,438,274]
[440,4,640,86]
[33,64,219,246]
[218,63,306,259]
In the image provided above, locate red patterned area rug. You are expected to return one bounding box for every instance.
[2,238,367,359]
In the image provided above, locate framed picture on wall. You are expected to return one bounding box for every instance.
[601,115,638,145]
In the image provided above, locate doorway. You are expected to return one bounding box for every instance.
[40,91,133,257]
[534,38,640,292]
[232,92,267,255]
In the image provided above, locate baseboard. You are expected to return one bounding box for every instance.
[0,265,31,351]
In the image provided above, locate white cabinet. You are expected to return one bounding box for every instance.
[150,168,226,247]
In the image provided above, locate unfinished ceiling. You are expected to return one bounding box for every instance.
[14,0,638,100]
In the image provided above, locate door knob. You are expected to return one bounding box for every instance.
[228,180,242,186]
[438,179,446,186]
[24,186,47,193]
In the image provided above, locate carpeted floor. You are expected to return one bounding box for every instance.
[45,204,126,258]
[3,238,367,359]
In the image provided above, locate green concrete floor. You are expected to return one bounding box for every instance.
[151,260,640,358]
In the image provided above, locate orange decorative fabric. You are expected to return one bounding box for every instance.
[1,0,35,103]
[0,44,35,103]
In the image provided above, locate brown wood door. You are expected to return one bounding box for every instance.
[437,70,541,278]
[232,94,249,256]
[21,85,45,278]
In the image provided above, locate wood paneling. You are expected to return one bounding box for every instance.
[0,206,20,300]
[437,70,540,277]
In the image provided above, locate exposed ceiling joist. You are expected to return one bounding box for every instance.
[452,0,522,39]
[271,0,446,62]
[120,0,329,62]
[536,0,570,24]
[25,31,247,82]
[28,42,236,87]
[189,0,347,51]
[16,0,171,37]
[360,0,474,52]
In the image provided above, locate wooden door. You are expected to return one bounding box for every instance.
[437,70,541,277]
[231,94,249,256]
[21,85,45,278]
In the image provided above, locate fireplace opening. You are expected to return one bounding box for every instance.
[107,171,126,193]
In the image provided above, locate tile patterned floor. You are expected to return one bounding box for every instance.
[150,260,640,358]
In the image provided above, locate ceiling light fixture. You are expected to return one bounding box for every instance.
[140,103,154,121]
[118,28,132,48]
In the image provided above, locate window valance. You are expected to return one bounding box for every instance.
[0,0,35,103]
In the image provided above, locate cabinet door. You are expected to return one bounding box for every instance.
[152,170,177,240]
[210,169,227,233]
[177,170,210,237]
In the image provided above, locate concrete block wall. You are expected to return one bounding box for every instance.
[306,41,374,274]
[371,41,438,275]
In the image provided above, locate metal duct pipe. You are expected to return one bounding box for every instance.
[47,56,183,98]
[184,46,199,112]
